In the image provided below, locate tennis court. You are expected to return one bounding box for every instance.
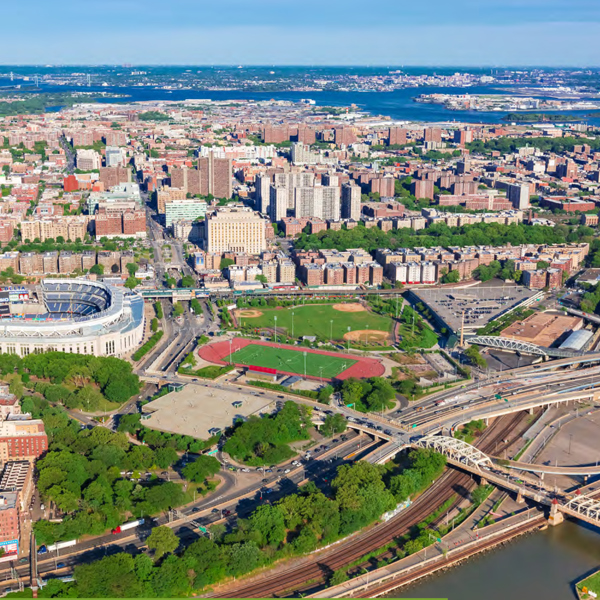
[230,343,356,379]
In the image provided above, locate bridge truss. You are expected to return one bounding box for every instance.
[415,435,493,470]
[564,495,600,521]
[468,336,548,356]
[468,335,585,358]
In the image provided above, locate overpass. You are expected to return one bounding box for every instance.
[497,459,600,477]
[421,387,600,435]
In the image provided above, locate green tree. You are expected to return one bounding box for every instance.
[180,275,195,288]
[155,447,179,469]
[321,413,347,437]
[182,455,220,483]
[441,269,460,284]
[173,302,184,317]
[147,526,179,560]
[220,257,234,270]
[330,569,349,586]
[317,384,334,404]
[124,276,141,289]
[90,263,104,275]
[247,504,286,547]
[73,553,143,597]
[465,345,486,368]
[126,262,139,276]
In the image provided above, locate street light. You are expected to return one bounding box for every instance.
[330,319,333,344]
[303,351,307,380]
[347,326,351,352]
[292,312,295,339]
[274,316,278,344]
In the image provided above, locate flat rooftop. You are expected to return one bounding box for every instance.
[502,312,583,347]
[411,282,537,334]
[141,383,274,438]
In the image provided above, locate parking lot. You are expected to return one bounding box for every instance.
[412,283,536,334]
[141,383,276,438]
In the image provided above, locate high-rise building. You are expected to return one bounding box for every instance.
[269,186,288,222]
[171,153,233,199]
[99,166,131,189]
[294,186,340,220]
[388,127,407,146]
[341,182,361,220]
[255,173,272,214]
[411,179,435,200]
[424,128,442,144]
[334,126,356,146]
[205,206,267,255]
[273,172,315,209]
[507,183,530,210]
[321,186,341,221]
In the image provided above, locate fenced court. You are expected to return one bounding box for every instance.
[198,338,385,381]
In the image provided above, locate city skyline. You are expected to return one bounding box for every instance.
[1,0,599,66]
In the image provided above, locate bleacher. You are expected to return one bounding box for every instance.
[41,281,112,320]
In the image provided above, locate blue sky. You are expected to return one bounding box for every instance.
[2,0,599,65]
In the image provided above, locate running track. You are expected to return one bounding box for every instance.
[198,338,385,381]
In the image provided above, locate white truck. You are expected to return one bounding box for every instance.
[111,518,145,535]
[46,539,77,553]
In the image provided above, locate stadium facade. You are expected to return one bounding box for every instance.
[0,280,145,357]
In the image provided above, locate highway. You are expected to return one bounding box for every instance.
[207,412,530,598]
[1,432,379,584]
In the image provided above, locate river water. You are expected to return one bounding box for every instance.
[2,78,600,126]
[391,520,600,600]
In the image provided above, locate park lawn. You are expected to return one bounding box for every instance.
[397,321,438,350]
[578,570,600,598]
[229,343,357,378]
[237,303,393,341]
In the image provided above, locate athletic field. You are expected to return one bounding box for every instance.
[230,344,356,378]
[235,303,393,342]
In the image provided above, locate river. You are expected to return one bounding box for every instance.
[390,520,600,600]
[2,78,600,126]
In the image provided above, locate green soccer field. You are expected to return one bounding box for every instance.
[230,343,357,378]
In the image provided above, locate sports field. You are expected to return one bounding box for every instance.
[236,303,393,341]
[230,343,357,378]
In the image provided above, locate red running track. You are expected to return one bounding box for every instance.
[197,338,385,381]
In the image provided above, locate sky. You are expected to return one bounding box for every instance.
[2,0,599,66]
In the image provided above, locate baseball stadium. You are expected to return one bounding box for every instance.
[0,279,145,357]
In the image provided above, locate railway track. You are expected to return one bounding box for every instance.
[350,516,547,598]
[209,412,529,598]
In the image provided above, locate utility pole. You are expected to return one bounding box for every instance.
[460,310,465,347]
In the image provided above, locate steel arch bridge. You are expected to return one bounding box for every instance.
[415,435,493,470]
[564,495,600,522]
[468,336,548,356]
[468,335,586,358]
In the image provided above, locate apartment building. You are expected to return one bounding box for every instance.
[205,206,267,255]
